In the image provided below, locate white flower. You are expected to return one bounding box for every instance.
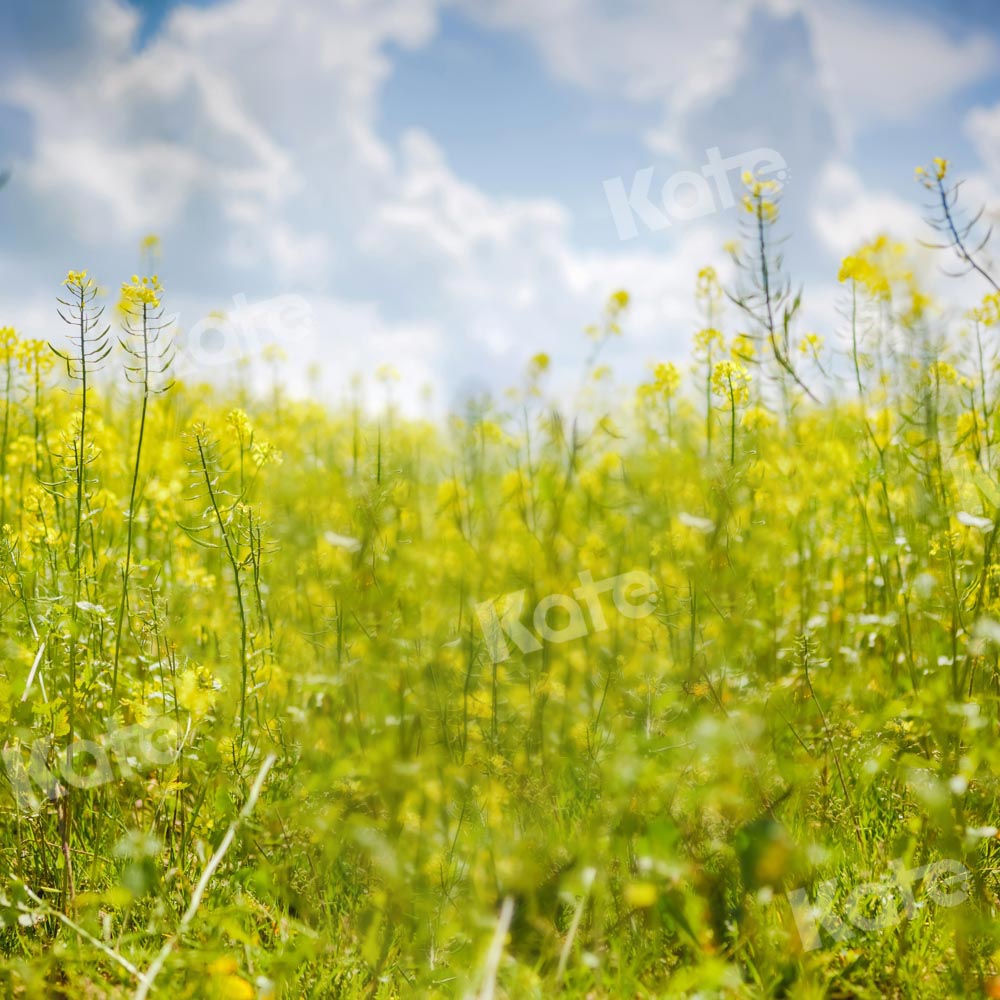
[678,512,714,533]
[957,511,993,531]
[324,531,361,552]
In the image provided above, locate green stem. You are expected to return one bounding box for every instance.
[197,435,249,745]
[112,303,151,700]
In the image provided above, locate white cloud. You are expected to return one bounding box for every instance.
[811,161,924,258]
[26,137,206,234]
[806,0,996,134]
[459,0,750,105]
[459,0,996,160]
[363,130,571,264]
[1,0,725,405]
[458,0,755,158]
[1,0,996,410]
[362,128,729,377]
[967,101,1000,181]
[0,0,442,273]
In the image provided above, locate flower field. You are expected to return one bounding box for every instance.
[2,162,1000,998]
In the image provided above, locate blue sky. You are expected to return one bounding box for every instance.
[1,0,998,411]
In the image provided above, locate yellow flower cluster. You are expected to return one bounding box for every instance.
[638,361,681,403]
[797,332,823,356]
[740,171,780,222]
[585,288,630,341]
[529,352,550,373]
[6,155,1000,998]
[694,326,724,356]
[915,157,949,189]
[742,404,774,431]
[970,293,1000,326]
[838,234,910,300]
[120,274,163,311]
[695,266,722,306]
[251,440,283,467]
[711,359,751,403]
[226,407,253,439]
[176,664,219,720]
[63,268,95,289]
[926,360,958,385]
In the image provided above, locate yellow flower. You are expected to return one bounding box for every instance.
[711,360,751,404]
[915,157,949,189]
[587,289,630,340]
[64,269,97,292]
[926,360,958,386]
[970,293,1000,327]
[208,958,254,1000]
[500,469,524,500]
[119,274,163,314]
[251,440,283,467]
[694,327,724,356]
[529,352,550,373]
[646,361,680,399]
[956,409,980,448]
[740,173,780,221]
[436,477,465,510]
[798,332,823,356]
[176,665,218,720]
[226,408,253,439]
[695,266,722,307]
[16,336,55,375]
[624,882,658,908]
[838,235,910,300]
[742,404,774,431]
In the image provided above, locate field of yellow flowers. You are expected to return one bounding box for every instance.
[2,161,1000,998]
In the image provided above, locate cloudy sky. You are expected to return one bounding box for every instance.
[1,0,998,411]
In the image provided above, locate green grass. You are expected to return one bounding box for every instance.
[1,163,1000,998]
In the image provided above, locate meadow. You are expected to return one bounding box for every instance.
[2,160,1000,998]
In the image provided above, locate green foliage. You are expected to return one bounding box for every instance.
[2,166,1000,998]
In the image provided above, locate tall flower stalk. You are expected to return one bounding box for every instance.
[728,172,818,408]
[183,425,252,750]
[112,275,173,699]
[711,359,751,466]
[917,158,999,293]
[51,269,110,911]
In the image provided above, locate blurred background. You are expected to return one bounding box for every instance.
[1,0,998,413]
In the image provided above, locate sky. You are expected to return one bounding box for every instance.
[1,0,998,413]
